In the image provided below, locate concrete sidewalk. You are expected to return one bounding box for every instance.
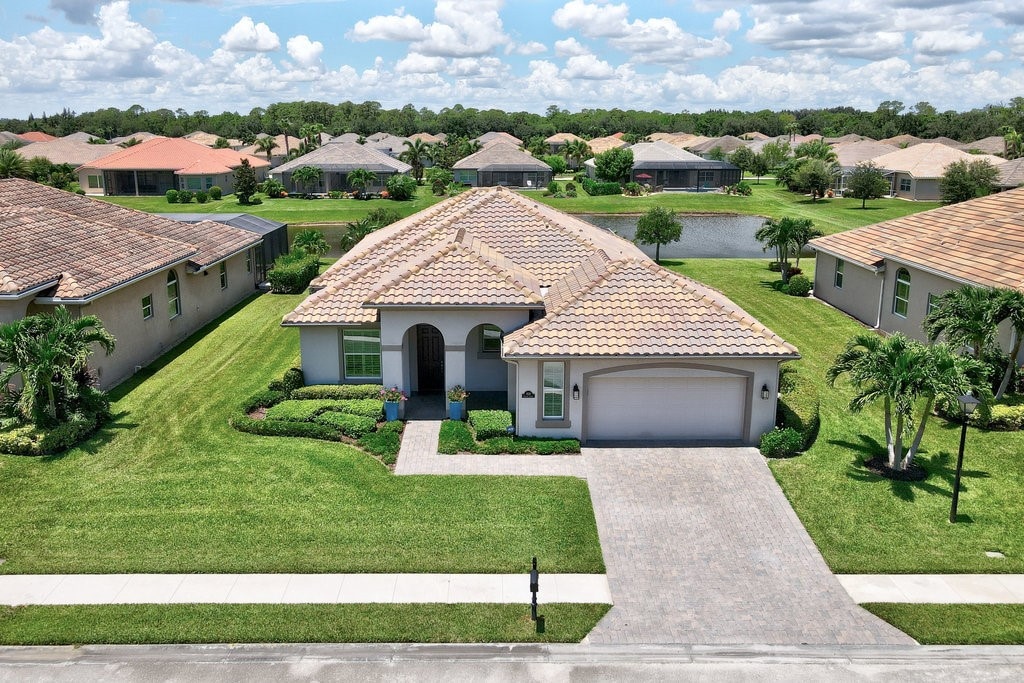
[839,574,1024,603]
[0,573,611,606]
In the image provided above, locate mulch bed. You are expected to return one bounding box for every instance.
[863,456,928,482]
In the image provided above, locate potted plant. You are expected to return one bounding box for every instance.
[380,386,407,421]
[447,385,469,421]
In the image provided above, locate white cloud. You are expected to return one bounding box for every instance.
[506,41,546,55]
[220,16,280,52]
[561,54,615,79]
[713,9,741,35]
[286,35,323,67]
[50,0,101,25]
[982,50,1004,62]
[1006,31,1024,56]
[348,12,427,42]
[394,52,448,74]
[912,29,985,55]
[552,0,630,37]
[349,1,509,57]
[554,37,590,56]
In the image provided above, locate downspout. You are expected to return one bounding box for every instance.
[504,357,521,437]
[875,269,885,329]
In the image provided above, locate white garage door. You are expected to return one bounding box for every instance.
[586,375,746,441]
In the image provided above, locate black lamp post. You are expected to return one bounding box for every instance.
[950,393,980,524]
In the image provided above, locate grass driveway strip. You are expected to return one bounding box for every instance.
[0,292,603,575]
[862,604,1024,644]
[0,603,610,645]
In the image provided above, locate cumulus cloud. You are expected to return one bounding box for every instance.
[506,41,546,55]
[713,9,741,35]
[552,0,630,37]
[220,16,280,52]
[49,0,100,25]
[562,54,615,79]
[395,52,448,74]
[912,29,985,55]
[286,35,323,67]
[348,12,427,42]
[349,1,509,57]
[554,37,590,56]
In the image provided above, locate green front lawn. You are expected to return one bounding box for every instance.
[0,603,609,645]
[862,604,1024,644]
[669,258,1024,574]
[0,292,603,575]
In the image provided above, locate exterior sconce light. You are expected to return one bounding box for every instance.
[572,383,580,400]
[761,384,770,400]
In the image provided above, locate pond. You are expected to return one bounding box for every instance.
[578,213,769,259]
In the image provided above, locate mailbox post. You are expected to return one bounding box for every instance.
[529,556,539,622]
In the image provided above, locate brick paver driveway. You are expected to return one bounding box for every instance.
[583,446,913,645]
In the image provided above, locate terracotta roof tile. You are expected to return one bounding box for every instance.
[871,143,1002,179]
[78,137,269,174]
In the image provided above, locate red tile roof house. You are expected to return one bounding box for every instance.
[284,186,797,443]
[76,137,270,197]
[0,179,263,388]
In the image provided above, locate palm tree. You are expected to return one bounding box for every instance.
[399,139,431,183]
[346,167,377,193]
[755,216,811,281]
[290,165,322,196]
[563,139,592,170]
[117,137,141,148]
[291,229,329,259]
[789,218,822,268]
[338,217,375,252]
[794,139,838,163]
[0,148,28,178]
[254,137,279,161]
[994,288,1024,399]
[299,123,324,150]
[1001,126,1022,160]
[923,285,1002,360]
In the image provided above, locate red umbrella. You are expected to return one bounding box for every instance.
[635,173,652,180]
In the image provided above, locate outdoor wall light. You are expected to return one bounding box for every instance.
[950,393,981,523]
[572,383,580,400]
[761,384,770,400]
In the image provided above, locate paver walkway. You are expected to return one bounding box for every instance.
[394,420,587,477]
[0,573,610,606]
[582,446,914,645]
[839,574,1024,603]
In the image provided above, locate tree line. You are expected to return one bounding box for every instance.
[3,98,1024,145]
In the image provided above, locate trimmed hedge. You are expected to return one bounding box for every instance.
[242,389,287,413]
[313,412,377,438]
[324,399,384,419]
[439,418,580,455]
[230,414,340,441]
[358,421,403,463]
[581,178,621,196]
[268,367,305,394]
[265,400,345,422]
[759,427,803,458]
[468,410,513,440]
[787,275,812,297]
[291,384,383,400]
[0,412,106,456]
[268,253,320,294]
[438,420,476,454]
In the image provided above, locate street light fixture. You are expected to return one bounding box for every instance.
[950,393,980,524]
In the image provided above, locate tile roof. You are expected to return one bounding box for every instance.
[108,132,161,144]
[545,132,584,144]
[688,135,749,154]
[997,158,1024,188]
[78,137,270,175]
[271,141,412,174]
[19,139,120,167]
[628,141,738,170]
[452,142,550,172]
[409,132,446,144]
[825,134,873,144]
[587,135,630,154]
[284,185,796,360]
[743,131,771,141]
[184,131,243,148]
[61,132,103,143]
[809,187,1024,288]
[870,143,1003,179]
[832,141,898,168]
[0,179,260,299]
[878,134,923,147]
[18,131,57,143]
[237,134,303,158]
[966,136,1007,156]
[475,131,523,147]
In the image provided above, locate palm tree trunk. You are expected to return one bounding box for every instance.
[905,396,935,466]
[996,331,1023,400]
[891,413,905,470]
[884,397,895,466]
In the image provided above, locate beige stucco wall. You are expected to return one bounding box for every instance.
[511,356,783,445]
[0,298,33,324]
[812,252,884,326]
[23,250,257,389]
[892,174,940,201]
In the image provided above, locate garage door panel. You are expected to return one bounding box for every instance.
[586,375,746,441]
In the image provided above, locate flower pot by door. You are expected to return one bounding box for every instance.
[449,401,464,421]
[384,401,400,421]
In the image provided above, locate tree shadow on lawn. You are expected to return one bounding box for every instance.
[834,435,990,503]
[37,411,138,464]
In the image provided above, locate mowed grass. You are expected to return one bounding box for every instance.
[0,603,610,645]
[530,183,939,235]
[0,292,603,575]
[862,604,1024,644]
[668,258,1024,574]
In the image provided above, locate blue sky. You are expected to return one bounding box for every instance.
[1,0,1022,119]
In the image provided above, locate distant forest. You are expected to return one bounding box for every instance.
[3,99,1024,144]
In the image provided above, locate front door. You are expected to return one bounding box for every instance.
[416,324,445,393]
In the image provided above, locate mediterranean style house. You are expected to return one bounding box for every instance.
[809,187,1024,350]
[283,187,798,444]
[0,179,263,388]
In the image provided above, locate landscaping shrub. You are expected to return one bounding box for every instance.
[177,189,194,204]
[281,367,305,394]
[565,181,576,192]
[260,178,286,198]
[265,400,344,422]
[328,190,343,199]
[468,410,513,440]
[581,178,621,196]
[477,437,581,455]
[229,414,339,441]
[165,189,179,204]
[358,422,403,463]
[546,180,560,195]
[768,261,782,272]
[624,181,644,196]
[0,412,103,456]
[566,188,577,197]
[573,171,586,184]
[241,389,287,413]
[291,384,383,400]
[313,411,377,438]
[787,275,812,297]
[477,436,514,454]
[323,399,384,418]
[195,190,209,204]
[438,420,476,454]
[209,185,222,200]
[385,174,417,200]
[267,251,320,294]
[727,181,753,196]
[759,427,803,458]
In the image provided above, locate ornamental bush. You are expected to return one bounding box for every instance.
[385,173,418,200]
[177,189,194,204]
[787,275,812,297]
[267,251,320,294]
[265,399,346,422]
[165,189,179,203]
[313,411,377,438]
[759,427,803,458]
[196,190,209,204]
[291,384,382,400]
[229,414,339,441]
[581,177,621,196]
[209,185,222,200]
[468,410,513,440]
[546,180,560,195]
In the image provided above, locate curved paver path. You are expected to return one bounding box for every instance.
[582,446,913,646]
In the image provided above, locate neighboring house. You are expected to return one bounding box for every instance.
[585,141,741,190]
[687,135,749,157]
[966,136,1008,156]
[474,131,523,148]
[871,143,1004,201]
[77,137,270,197]
[452,142,552,188]
[270,141,411,193]
[544,132,584,154]
[367,134,411,158]
[831,140,898,193]
[742,131,771,141]
[238,134,304,168]
[331,133,363,144]
[156,213,288,283]
[0,131,23,145]
[587,134,630,154]
[997,158,1024,190]
[878,134,923,148]
[18,138,120,169]
[409,132,446,144]
[824,134,872,144]
[283,187,797,444]
[108,131,161,145]
[184,131,244,149]
[17,131,57,143]
[0,179,262,388]
[61,132,104,143]
[809,187,1024,350]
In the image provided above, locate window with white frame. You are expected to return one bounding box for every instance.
[87,175,102,189]
[834,258,845,289]
[167,270,181,318]
[480,325,502,354]
[343,330,382,380]
[219,262,227,290]
[142,295,153,320]
[542,362,564,420]
[899,178,912,192]
[186,177,202,191]
[246,249,252,273]
[893,268,911,317]
[927,293,938,316]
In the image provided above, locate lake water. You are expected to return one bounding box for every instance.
[578,213,768,259]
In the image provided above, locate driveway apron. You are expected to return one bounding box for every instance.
[582,446,913,645]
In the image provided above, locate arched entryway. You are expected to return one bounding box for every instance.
[414,324,445,394]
